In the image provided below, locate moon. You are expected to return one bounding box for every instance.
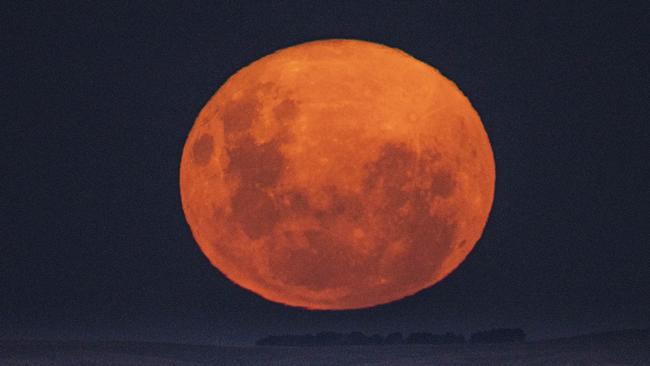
[180,39,495,310]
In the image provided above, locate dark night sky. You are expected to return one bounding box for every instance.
[3,1,649,345]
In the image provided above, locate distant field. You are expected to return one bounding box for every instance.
[1,337,648,365]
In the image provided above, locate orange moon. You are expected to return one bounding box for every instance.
[180,39,495,310]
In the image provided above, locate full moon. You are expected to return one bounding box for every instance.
[180,39,495,310]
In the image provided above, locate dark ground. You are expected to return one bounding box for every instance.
[2,331,648,365]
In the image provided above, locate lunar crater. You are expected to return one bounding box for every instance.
[191,134,214,166]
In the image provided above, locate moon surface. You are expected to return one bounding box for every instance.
[180,39,495,310]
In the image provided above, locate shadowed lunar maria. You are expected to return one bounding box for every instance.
[180,39,495,309]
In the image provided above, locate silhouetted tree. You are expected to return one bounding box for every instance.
[369,334,384,345]
[470,328,526,344]
[255,334,314,346]
[256,330,467,347]
[406,332,465,345]
[384,332,404,345]
[406,332,435,344]
[343,332,376,345]
[441,332,466,344]
[313,331,344,346]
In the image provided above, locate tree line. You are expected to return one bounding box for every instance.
[256,328,525,346]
